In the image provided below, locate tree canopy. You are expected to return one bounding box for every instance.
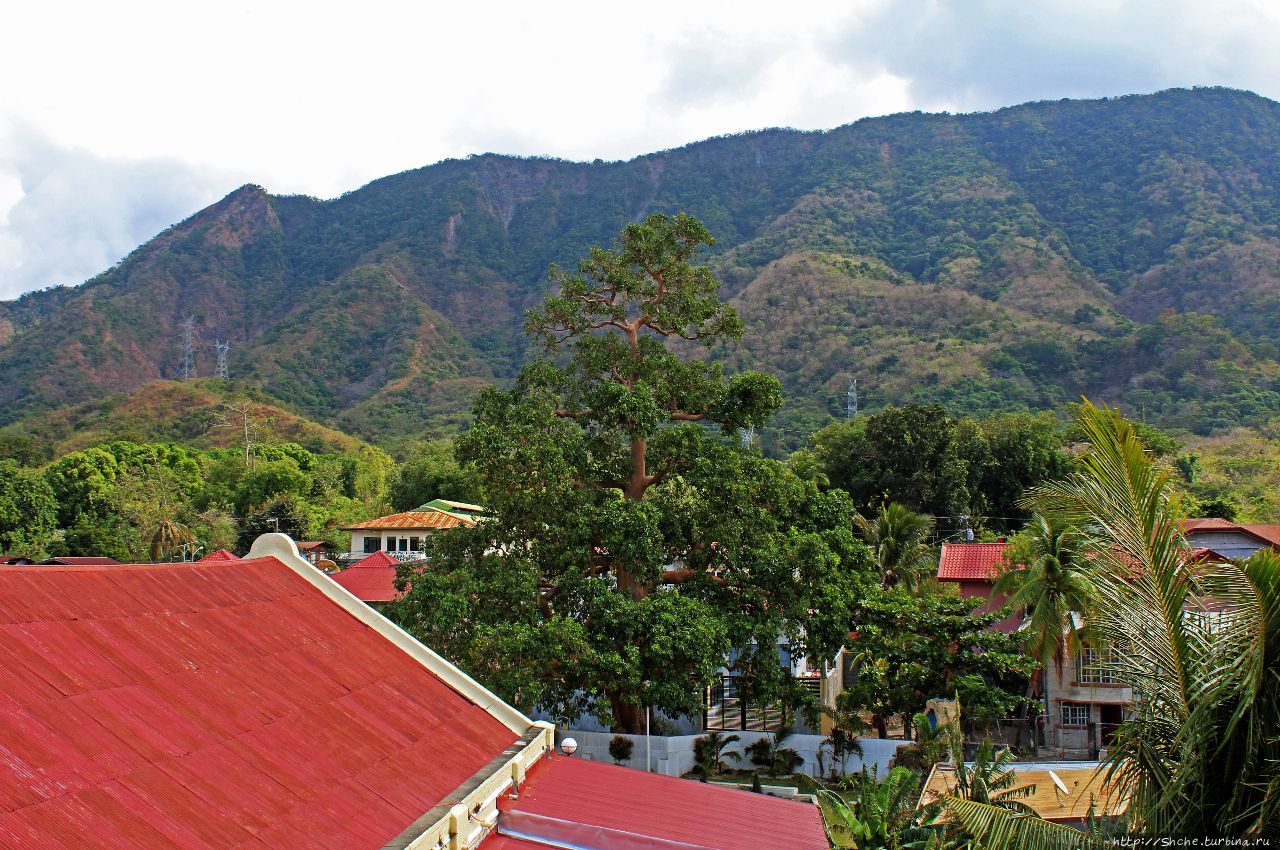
[394,214,872,732]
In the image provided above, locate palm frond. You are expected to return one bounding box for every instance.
[941,797,1103,850]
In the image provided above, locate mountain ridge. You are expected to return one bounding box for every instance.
[4,86,1280,447]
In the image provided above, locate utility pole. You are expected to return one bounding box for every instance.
[846,378,858,420]
[177,316,198,380]
[215,339,230,380]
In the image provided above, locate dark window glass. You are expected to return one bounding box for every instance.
[363,536,379,553]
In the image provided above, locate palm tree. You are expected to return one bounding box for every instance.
[940,797,1101,849]
[147,517,195,562]
[993,512,1096,677]
[818,767,942,850]
[691,731,741,780]
[855,503,935,591]
[746,725,804,776]
[1016,400,1280,837]
[940,724,1036,815]
[820,693,868,778]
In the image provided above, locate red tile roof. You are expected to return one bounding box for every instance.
[0,557,518,849]
[488,756,828,850]
[937,542,1009,582]
[196,548,239,562]
[331,550,406,603]
[340,510,473,531]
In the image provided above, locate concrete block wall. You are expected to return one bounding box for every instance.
[560,729,910,780]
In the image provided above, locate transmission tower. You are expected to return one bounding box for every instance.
[215,339,230,380]
[740,425,755,449]
[177,316,198,380]
[845,378,858,420]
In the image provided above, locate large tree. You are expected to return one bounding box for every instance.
[395,214,870,732]
[843,586,1035,738]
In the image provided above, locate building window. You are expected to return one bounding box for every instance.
[1075,645,1122,684]
[1060,702,1091,727]
[409,536,421,552]
[363,536,379,553]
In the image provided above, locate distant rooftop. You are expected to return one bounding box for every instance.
[330,549,407,603]
[936,541,1008,582]
[340,509,475,531]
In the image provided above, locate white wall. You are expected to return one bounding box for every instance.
[561,729,909,779]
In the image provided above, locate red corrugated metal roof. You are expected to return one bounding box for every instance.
[489,756,827,850]
[197,549,239,562]
[331,550,405,603]
[340,510,473,531]
[937,542,1008,582]
[0,557,518,849]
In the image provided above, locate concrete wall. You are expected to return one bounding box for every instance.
[560,729,910,780]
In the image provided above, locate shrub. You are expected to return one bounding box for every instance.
[608,735,634,765]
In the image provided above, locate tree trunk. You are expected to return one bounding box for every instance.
[609,691,646,734]
[873,713,888,739]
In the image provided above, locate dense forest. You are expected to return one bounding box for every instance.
[1,87,1280,453]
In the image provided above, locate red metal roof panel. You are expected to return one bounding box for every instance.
[331,550,406,602]
[495,756,828,850]
[0,557,520,849]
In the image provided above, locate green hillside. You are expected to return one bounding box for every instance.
[3,87,1280,446]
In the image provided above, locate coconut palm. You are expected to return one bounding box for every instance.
[1015,400,1280,837]
[855,503,935,591]
[994,512,1096,675]
[940,797,1101,849]
[147,517,195,562]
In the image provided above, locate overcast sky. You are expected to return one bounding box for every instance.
[2,0,1278,300]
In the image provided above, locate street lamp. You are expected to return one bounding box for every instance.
[560,737,578,757]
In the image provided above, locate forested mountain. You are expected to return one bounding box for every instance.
[3,87,1280,448]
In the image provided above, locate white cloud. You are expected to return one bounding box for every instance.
[0,0,1277,298]
[0,123,242,298]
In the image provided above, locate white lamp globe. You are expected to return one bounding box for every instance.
[560,737,578,756]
